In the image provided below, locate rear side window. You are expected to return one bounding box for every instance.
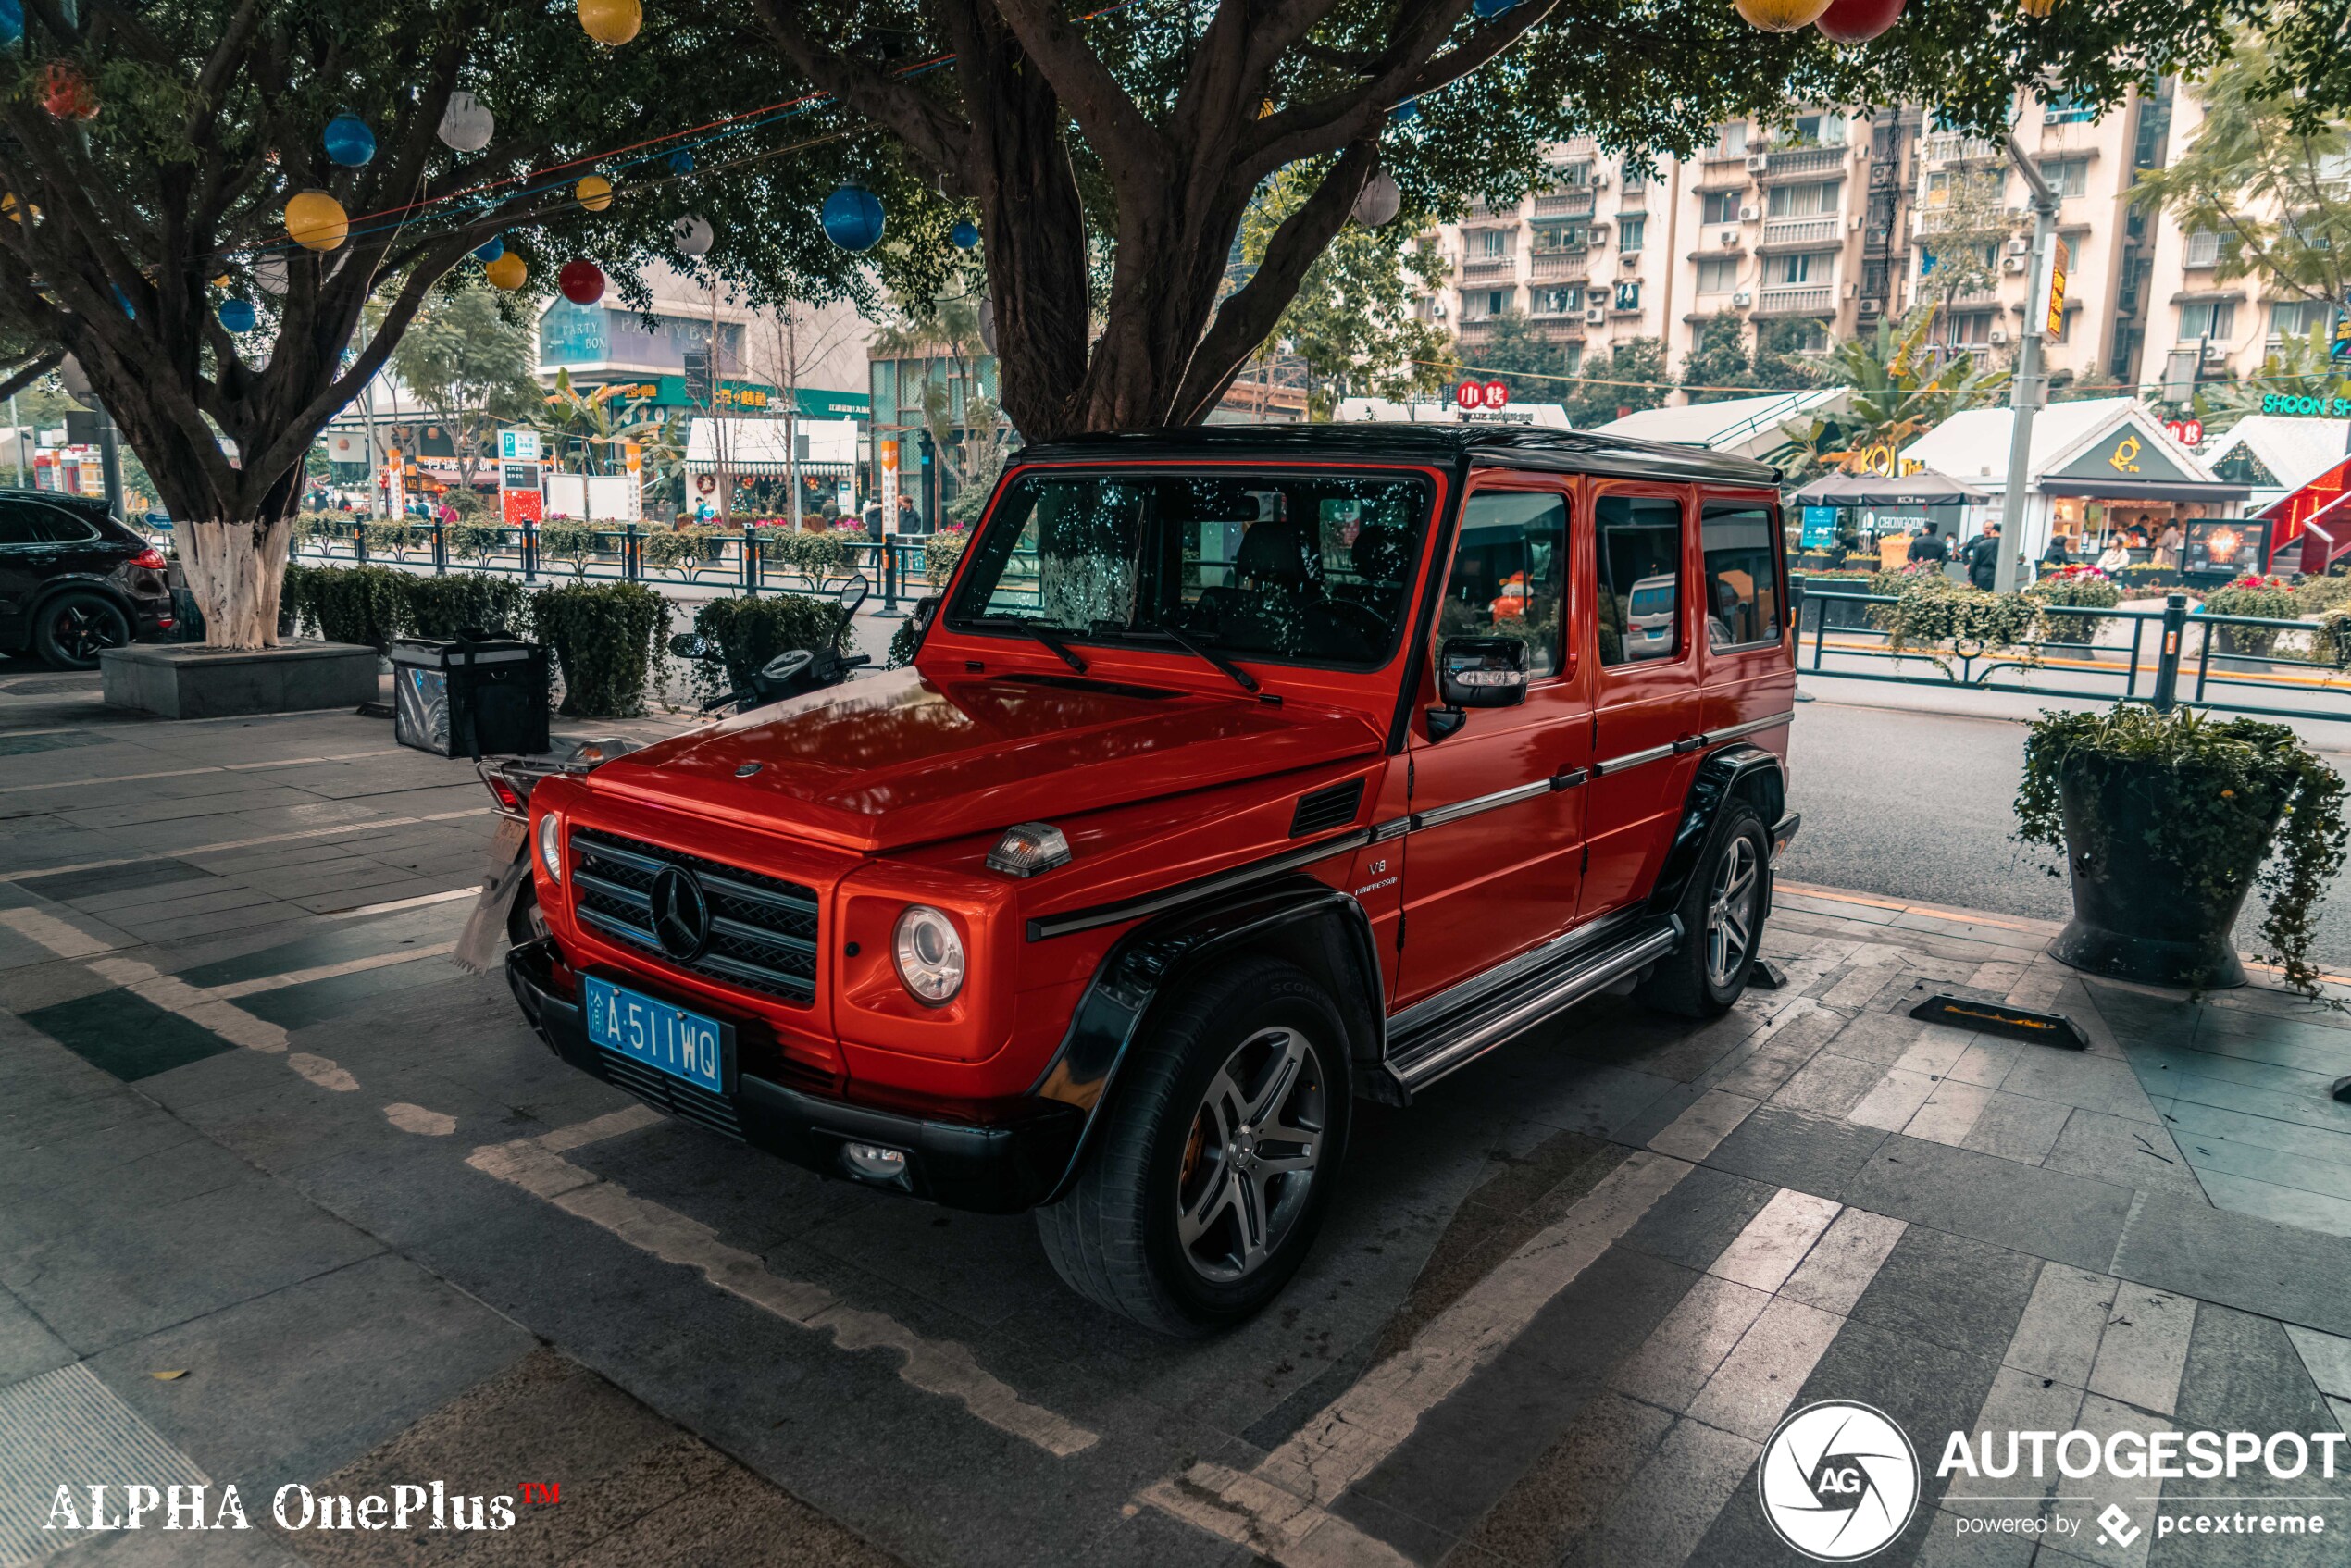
[0,502,101,544]
[1596,494,1685,666]
[1437,490,1568,677]
[1700,501,1783,650]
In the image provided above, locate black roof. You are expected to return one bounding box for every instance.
[1013,423,1781,487]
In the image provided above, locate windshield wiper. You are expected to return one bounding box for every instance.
[1113,623,1261,695]
[971,616,1088,675]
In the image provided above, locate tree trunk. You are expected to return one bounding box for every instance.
[180,516,296,649]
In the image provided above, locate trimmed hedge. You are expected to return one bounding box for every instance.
[689,592,847,705]
[404,575,532,641]
[532,582,669,717]
[280,565,532,651]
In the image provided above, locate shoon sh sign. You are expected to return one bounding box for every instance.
[497,429,542,527]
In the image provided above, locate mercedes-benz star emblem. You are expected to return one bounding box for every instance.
[734,762,764,778]
[649,866,712,961]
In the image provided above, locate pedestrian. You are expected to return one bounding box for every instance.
[2041,532,2071,568]
[2096,533,2132,574]
[2157,519,2183,569]
[861,496,883,540]
[1905,520,1949,566]
[1960,521,2001,591]
[896,494,920,536]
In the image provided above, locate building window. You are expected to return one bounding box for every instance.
[1767,253,1818,285]
[2271,298,2336,340]
[1480,229,1511,257]
[2038,158,2089,198]
[1715,122,1748,156]
[1621,168,1648,194]
[1697,257,1740,294]
[2179,299,2236,340]
[2043,95,2094,125]
[1533,222,1586,252]
[1616,217,1646,253]
[1785,319,1832,353]
[1949,312,1996,346]
[1786,113,1848,148]
[1700,191,1743,225]
[1614,280,1642,311]
[2183,230,2222,268]
[1766,180,1842,218]
[1563,342,1585,372]
[1548,161,1590,188]
[1535,285,1583,316]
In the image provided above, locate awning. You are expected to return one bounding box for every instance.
[2038,478,2251,502]
[1790,471,1989,506]
[686,458,856,479]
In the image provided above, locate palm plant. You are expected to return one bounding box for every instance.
[2195,327,2351,433]
[1767,311,2008,480]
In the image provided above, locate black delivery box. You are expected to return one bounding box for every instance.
[390,633,550,758]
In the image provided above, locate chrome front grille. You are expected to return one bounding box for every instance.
[568,826,819,1005]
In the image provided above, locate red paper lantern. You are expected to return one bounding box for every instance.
[557,259,606,305]
[1815,0,1905,42]
[42,63,98,122]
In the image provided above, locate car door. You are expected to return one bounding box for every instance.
[0,497,58,646]
[1581,483,1702,921]
[1695,490,1797,751]
[1395,476,1590,1011]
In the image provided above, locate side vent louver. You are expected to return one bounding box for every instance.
[1290,779,1366,837]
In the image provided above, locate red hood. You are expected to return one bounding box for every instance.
[586,669,1384,852]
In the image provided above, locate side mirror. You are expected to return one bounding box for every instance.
[837,579,869,616]
[668,632,711,658]
[910,595,939,634]
[1437,636,1530,709]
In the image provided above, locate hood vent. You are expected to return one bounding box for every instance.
[1290,779,1366,837]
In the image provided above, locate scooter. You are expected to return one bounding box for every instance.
[453,579,874,970]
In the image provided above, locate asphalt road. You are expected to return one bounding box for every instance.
[1782,693,2351,973]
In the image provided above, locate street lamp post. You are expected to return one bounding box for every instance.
[1995,131,2060,594]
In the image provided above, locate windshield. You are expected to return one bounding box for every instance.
[945,468,1435,669]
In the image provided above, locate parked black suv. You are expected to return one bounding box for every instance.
[0,490,173,668]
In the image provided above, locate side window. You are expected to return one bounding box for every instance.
[27,506,98,543]
[0,500,49,546]
[1700,501,1783,651]
[1437,490,1568,677]
[1596,494,1686,666]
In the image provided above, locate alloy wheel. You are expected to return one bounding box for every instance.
[51,601,128,665]
[1705,835,1760,989]
[1174,1026,1326,1284]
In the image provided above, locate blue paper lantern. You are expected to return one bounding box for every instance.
[950,219,980,251]
[218,299,256,333]
[820,184,886,252]
[472,234,504,264]
[0,0,23,50]
[668,149,695,175]
[323,111,376,168]
[1390,99,1420,125]
[113,284,134,318]
[1473,0,1520,16]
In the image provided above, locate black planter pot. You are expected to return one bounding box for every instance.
[2048,756,2278,989]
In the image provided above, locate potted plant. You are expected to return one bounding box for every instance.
[2196,573,2301,658]
[2026,564,2121,647]
[2015,705,2346,993]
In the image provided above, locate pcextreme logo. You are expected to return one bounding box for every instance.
[1758,1401,1921,1561]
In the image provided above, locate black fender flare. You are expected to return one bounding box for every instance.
[24,574,139,634]
[1645,742,1787,923]
[1027,877,1385,1204]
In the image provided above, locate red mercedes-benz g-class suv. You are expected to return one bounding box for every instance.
[505,425,1798,1335]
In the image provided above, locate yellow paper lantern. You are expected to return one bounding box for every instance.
[575,173,614,212]
[578,0,642,46]
[483,252,528,291]
[283,189,348,252]
[2019,0,2057,15]
[1734,0,1832,29]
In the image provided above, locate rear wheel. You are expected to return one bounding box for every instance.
[1636,803,1769,1018]
[34,591,131,670]
[1036,956,1350,1336]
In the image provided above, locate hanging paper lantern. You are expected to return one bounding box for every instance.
[218,299,256,333]
[483,252,528,291]
[41,63,97,122]
[978,297,996,355]
[668,149,694,175]
[2018,0,2057,14]
[472,234,505,264]
[575,173,614,212]
[578,0,642,46]
[1389,99,1419,126]
[1351,170,1401,228]
[1734,0,1833,30]
[0,0,23,50]
[439,91,494,153]
[672,213,714,257]
[283,190,348,252]
[322,112,376,168]
[113,285,135,318]
[1815,0,1904,38]
[254,255,288,295]
[949,219,980,250]
[558,259,606,305]
[1,193,26,225]
[1473,0,1521,17]
[820,185,886,252]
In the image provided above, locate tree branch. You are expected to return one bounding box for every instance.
[990,0,1166,187]
[0,348,63,403]
[741,0,968,181]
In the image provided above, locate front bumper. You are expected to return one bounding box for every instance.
[504,938,1080,1213]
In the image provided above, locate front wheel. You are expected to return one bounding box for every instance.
[1636,804,1770,1018]
[1036,956,1350,1337]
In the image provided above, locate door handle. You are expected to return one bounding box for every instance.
[1550,766,1587,790]
[1672,733,1707,754]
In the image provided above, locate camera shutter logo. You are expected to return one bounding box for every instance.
[1757,1400,1920,1561]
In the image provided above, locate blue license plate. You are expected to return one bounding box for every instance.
[582,976,729,1094]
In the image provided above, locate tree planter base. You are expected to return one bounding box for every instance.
[100,641,382,719]
[2048,918,2246,989]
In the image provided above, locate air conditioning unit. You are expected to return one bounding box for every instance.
[2006,236,2031,255]
[2002,255,2028,273]
[1584,306,1608,325]
[1738,204,1760,222]
[1988,328,2009,344]
[1732,290,1752,307]
[2043,110,2062,124]
[2202,341,2229,361]
[1720,230,1740,248]
[1591,172,1611,190]
[1843,281,1859,298]
[1745,155,1770,172]
[1621,252,1640,268]
[1859,298,1882,317]
[1589,223,1610,243]
[1850,214,1864,230]
[1430,300,1448,318]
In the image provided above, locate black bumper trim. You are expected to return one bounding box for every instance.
[505,939,1080,1214]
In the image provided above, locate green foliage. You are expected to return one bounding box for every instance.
[887,618,923,669]
[443,520,504,566]
[643,525,728,579]
[922,529,969,589]
[385,281,539,488]
[2025,566,2123,643]
[281,565,410,653]
[2198,574,2302,655]
[2194,328,2351,434]
[1464,311,1574,404]
[361,520,418,558]
[1564,339,1669,427]
[2294,574,2351,613]
[760,526,852,584]
[1916,167,2016,317]
[531,584,669,718]
[1768,312,2007,482]
[688,593,850,705]
[1680,313,1761,404]
[535,520,600,577]
[2015,705,2348,995]
[295,512,348,550]
[404,576,531,641]
[1873,574,2042,655]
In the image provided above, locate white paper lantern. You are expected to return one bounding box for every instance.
[253,254,288,295]
[672,213,714,257]
[439,91,494,153]
[59,355,90,398]
[978,296,996,355]
[1352,170,1402,227]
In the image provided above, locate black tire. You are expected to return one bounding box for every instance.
[33,591,132,670]
[507,878,548,948]
[1636,803,1770,1019]
[1035,956,1351,1337]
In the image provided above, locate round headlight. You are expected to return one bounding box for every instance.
[536,813,563,883]
[892,904,964,1005]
